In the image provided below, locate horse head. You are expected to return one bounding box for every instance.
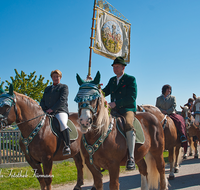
[0,84,17,129]
[192,94,200,126]
[180,105,193,128]
[74,71,110,134]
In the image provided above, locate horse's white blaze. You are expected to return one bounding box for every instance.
[141,174,148,190]
[194,102,200,126]
[79,109,92,127]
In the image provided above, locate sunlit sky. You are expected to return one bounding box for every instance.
[0,0,200,112]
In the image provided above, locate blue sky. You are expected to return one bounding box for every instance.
[0,0,200,112]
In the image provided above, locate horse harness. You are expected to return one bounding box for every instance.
[82,118,114,165]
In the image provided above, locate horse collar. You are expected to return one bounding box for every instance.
[82,118,114,165]
[21,115,46,154]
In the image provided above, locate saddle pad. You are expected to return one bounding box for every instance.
[117,117,145,144]
[51,118,78,140]
[67,119,78,140]
[134,117,145,144]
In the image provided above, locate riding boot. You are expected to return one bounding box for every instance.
[62,128,71,156]
[126,130,136,170]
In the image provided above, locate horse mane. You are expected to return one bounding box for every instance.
[141,104,162,113]
[14,91,42,110]
[96,91,110,136]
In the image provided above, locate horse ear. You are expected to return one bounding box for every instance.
[193,93,196,100]
[76,73,85,86]
[0,86,4,94]
[137,105,142,112]
[180,105,184,110]
[9,84,14,95]
[92,71,101,85]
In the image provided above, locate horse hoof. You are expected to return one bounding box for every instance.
[168,175,175,180]
[174,168,179,173]
[73,186,82,190]
[189,153,193,156]
[194,155,199,159]
[91,187,97,190]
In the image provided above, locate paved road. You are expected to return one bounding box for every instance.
[53,148,200,190]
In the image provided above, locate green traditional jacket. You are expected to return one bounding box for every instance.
[102,73,137,114]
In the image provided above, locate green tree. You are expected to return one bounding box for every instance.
[5,69,51,102]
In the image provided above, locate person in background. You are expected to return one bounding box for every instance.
[102,56,137,170]
[184,98,194,112]
[184,97,198,157]
[156,84,187,143]
[40,70,71,156]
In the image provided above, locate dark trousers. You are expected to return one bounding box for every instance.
[169,113,188,150]
[169,113,187,137]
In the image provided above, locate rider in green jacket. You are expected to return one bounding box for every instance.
[103,56,137,170]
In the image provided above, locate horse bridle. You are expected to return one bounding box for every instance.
[0,95,18,129]
[78,97,100,126]
[0,95,45,130]
[183,110,191,128]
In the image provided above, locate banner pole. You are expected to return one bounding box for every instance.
[87,0,97,78]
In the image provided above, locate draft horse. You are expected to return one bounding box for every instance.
[180,105,199,158]
[0,85,83,190]
[74,71,168,190]
[137,105,182,179]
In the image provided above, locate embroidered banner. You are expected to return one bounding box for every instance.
[93,7,131,63]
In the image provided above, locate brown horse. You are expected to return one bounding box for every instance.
[180,105,199,158]
[74,72,168,190]
[137,105,182,179]
[0,86,83,190]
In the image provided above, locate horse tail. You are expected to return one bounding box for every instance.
[145,152,160,189]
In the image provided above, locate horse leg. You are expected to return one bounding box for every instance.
[168,148,175,180]
[136,159,148,190]
[25,156,47,190]
[174,145,181,173]
[42,159,53,190]
[108,163,120,190]
[85,161,103,190]
[189,137,194,156]
[194,140,199,158]
[73,152,84,190]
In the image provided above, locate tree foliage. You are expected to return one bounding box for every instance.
[5,69,51,102]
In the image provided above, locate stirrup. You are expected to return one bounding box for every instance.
[126,157,136,170]
[180,135,187,143]
[63,146,71,156]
